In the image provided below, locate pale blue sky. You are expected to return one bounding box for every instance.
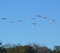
[0,0,60,49]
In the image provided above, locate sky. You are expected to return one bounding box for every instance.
[0,0,60,49]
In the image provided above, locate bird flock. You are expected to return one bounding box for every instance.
[32,15,55,25]
[1,17,22,23]
[0,15,56,26]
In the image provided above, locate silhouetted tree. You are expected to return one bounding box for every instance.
[0,42,7,53]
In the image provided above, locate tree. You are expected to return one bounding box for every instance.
[37,46,52,53]
[53,46,60,53]
[0,42,7,53]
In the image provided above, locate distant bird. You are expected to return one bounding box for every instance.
[36,15,47,19]
[17,20,22,23]
[42,16,47,19]
[2,18,7,20]
[32,18,36,20]
[32,22,36,26]
[32,20,36,26]
[36,15,42,17]
[31,17,36,26]
[10,21,14,23]
[50,19,55,23]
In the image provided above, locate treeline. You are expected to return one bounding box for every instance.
[0,42,60,53]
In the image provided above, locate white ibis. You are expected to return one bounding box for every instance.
[50,19,55,23]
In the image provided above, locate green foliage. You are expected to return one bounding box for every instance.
[0,42,60,53]
[53,46,60,53]
[6,45,35,53]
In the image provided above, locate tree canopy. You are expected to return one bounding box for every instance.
[0,42,60,53]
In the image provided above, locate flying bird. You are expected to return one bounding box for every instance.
[36,15,42,17]
[32,20,36,26]
[42,16,47,19]
[17,20,22,22]
[50,19,55,23]
[32,22,36,26]
[36,15,47,19]
[32,18,36,20]
[10,21,15,23]
[31,17,36,26]
[2,18,7,20]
